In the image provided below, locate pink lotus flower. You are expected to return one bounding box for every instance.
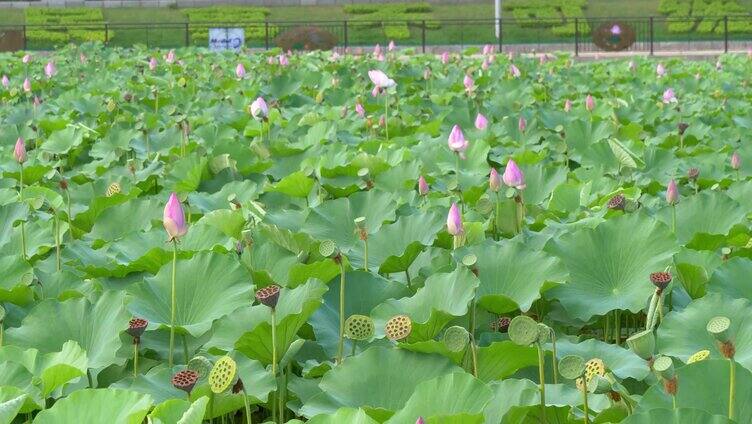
[731,151,741,170]
[518,116,527,133]
[447,202,464,235]
[355,103,365,118]
[662,88,677,104]
[483,44,493,55]
[44,61,56,78]
[585,94,595,112]
[416,418,426,424]
[564,99,572,112]
[423,68,432,80]
[463,74,474,94]
[656,63,666,77]
[388,40,396,51]
[441,52,449,65]
[163,192,187,241]
[503,159,525,189]
[666,179,679,205]
[14,137,26,164]
[235,63,246,79]
[330,51,340,61]
[22,54,31,64]
[376,53,385,62]
[149,57,157,70]
[165,50,176,64]
[368,70,396,88]
[418,176,429,196]
[448,125,468,154]
[510,64,521,78]
[489,168,501,192]
[250,97,268,119]
[267,56,277,65]
[22,78,31,93]
[481,58,489,70]
[611,24,622,35]
[371,85,381,97]
[475,113,488,130]
[1,75,8,89]
[279,54,289,66]
[373,44,382,57]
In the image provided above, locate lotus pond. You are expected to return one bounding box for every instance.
[0,44,750,423]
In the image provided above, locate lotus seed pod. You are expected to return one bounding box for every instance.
[687,349,710,364]
[354,216,366,229]
[607,194,626,211]
[490,316,511,333]
[536,323,551,344]
[587,374,612,394]
[105,182,121,197]
[172,370,199,394]
[345,314,375,341]
[208,356,237,394]
[461,254,477,267]
[187,356,213,378]
[706,316,731,342]
[385,315,412,341]
[475,197,494,215]
[126,318,148,339]
[255,284,281,309]
[319,240,338,258]
[649,272,672,291]
[443,326,470,352]
[678,122,689,136]
[687,167,699,181]
[558,355,586,380]
[626,329,655,360]
[583,358,606,384]
[652,355,674,380]
[508,315,539,346]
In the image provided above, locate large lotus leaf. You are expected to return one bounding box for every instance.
[371,267,479,341]
[468,240,567,314]
[348,212,445,273]
[637,359,752,423]
[39,127,83,155]
[476,341,538,382]
[706,257,752,301]
[310,271,411,357]
[128,251,252,337]
[165,155,208,194]
[299,347,462,420]
[36,341,88,396]
[658,294,752,370]
[483,379,538,424]
[302,190,397,252]
[656,192,746,245]
[0,255,34,305]
[5,291,128,369]
[0,203,27,250]
[149,397,210,424]
[0,387,26,424]
[231,279,327,364]
[552,338,650,380]
[33,388,153,424]
[0,364,43,412]
[87,198,160,241]
[307,408,379,424]
[545,212,678,321]
[623,408,733,424]
[269,171,315,198]
[518,163,568,206]
[386,372,493,423]
[111,366,185,404]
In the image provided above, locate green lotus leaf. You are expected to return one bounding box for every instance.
[269,171,315,198]
[658,294,752,370]
[70,187,142,235]
[0,255,34,305]
[39,127,83,155]
[386,372,493,423]
[674,248,722,300]
[656,192,746,245]
[706,257,752,301]
[307,407,379,424]
[553,338,650,380]
[0,387,26,424]
[545,212,678,321]
[0,204,28,251]
[5,291,128,369]
[148,396,210,424]
[398,339,466,364]
[87,198,160,242]
[468,240,567,314]
[623,408,733,424]
[476,341,538,382]
[299,347,462,420]
[0,364,43,412]
[371,267,479,341]
[637,359,752,423]
[33,388,152,424]
[165,155,208,194]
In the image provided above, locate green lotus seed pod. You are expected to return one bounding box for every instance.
[187,356,213,379]
[687,349,710,364]
[626,329,655,360]
[558,355,586,380]
[385,315,412,341]
[706,316,731,342]
[508,316,539,346]
[536,323,551,344]
[319,240,337,258]
[208,356,237,394]
[461,254,477,267]
[354,216,366,228]
[442,326,470,353]
[357,168,369,178]
[344,314,375,341]
[475,197,494,215]
[587,374,613,394]
[652,355,674,380]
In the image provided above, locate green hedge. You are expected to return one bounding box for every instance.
[183,6,272,43]
[659,0,750,33]
[343,2,431,15]
[344,2,434,40]
[25,8,107,46]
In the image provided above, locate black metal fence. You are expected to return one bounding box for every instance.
[1,16,751,53]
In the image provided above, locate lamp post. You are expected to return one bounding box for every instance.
[495,0,501,38]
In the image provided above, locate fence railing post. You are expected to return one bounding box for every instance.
[724,16,729,53]
[265,21,269,50]
[574,18,579,56]
[649,17,654,56]
[498,18,503,53]
[343,20,348,51]
[421,20,426,53]
[185,23,189,47]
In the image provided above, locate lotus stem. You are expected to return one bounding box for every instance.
[405,270,412,292]
[336,261,346,364]
[494,192,501,240]
[0,322,4,347]
[351,341,357,357]
[469,300,478,377]
[155,89,159,114]
[657,294,664,326]
[19,163,26,261]
[181,334,189,364]
[672,394,676,410]
[729,358,736,420]
[133,341,139,378]
[551,331,558,384]
[582,383,589,424]
[384,91,389,142]
[278,375,284,424]
[242,389,253,424]
[645,290,660,331]
[363,237,368,271]
[536,342,547,424]
[168,239,177,368]
[271,308,278,376]
[54,211,61,271]
[604,313,610,342]
[455,153,461,194]
[65,189,72,241]
[615,310,621,346]
[671,205,676,234]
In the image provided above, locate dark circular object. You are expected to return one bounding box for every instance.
[650,272,672,291]
[126,318,148,339]
[255,284,281,309]
[593,21,636,52]
[275,26,338,51]
[172,370,199,394]
[607,194,626,211]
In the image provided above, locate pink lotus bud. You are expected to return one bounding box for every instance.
[373,44,381,57]
[355,102,365,118]
[510,64,521,78]
[267,56,277,65]
[666,179,679,205]
[368,69,396,88]
[416,418,426,424]
[33,96,41,107]
[376,53,385,62]
[22,54,31,64]
[14,137,26,164]
[475,113,488,130]
[447,202,464,236]
[149,57,157,70]
[503,159,525,190]
[489,168,501,192]
[235,63,246,79]
[371,85,381,97]
[447,125,468,154]
[518,116,527,133]
[379,115,385,127]
[279,54,289,66]
[656,63,666,77]
[481,58,489,70]
[250,97,268,119]
[418,176,429,196]
[1,75,8,88]
[662,88,677,104]
[585,94,595,111]
[483,44,493,55]
[628,61,636,72]
[330,51,340,61]
[165,50,176,64]
[22,78,31,93]
[463,74,474,93]
[731,151,741,170]
[388,40,396,52]
[564,99,572,112]
[441,52,449,65]
[44,61,56,78]
[423,68,432,80]
[163,192,187,241]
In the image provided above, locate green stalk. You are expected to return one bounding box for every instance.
[537,343,547,424]
[615,310,621,346]
[671,204,676,234]
[494,192,501,240]
[455,153,461,194]
[350,341,357,357]
[278,374,284,424]
[645,291,660,331]
[336,262,346,364]
[604,314,610,343]
[384,91,389,142]
[168,240,177,368]
[582,383,589,424]
[182,334,189,364]
[242,389,253,424]
[551,331,558,384]
[469,299,478,377]
[363,238,368,271]
[0,322,4,347]
[729,358,736,420]
[19,163,26,260]
[657,294,664,327]
[65,189,72,241]
[133,341,139,378]
[54,211,61,271]
[271,309,278,376]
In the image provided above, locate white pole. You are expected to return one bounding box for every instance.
[495,0,501,38]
